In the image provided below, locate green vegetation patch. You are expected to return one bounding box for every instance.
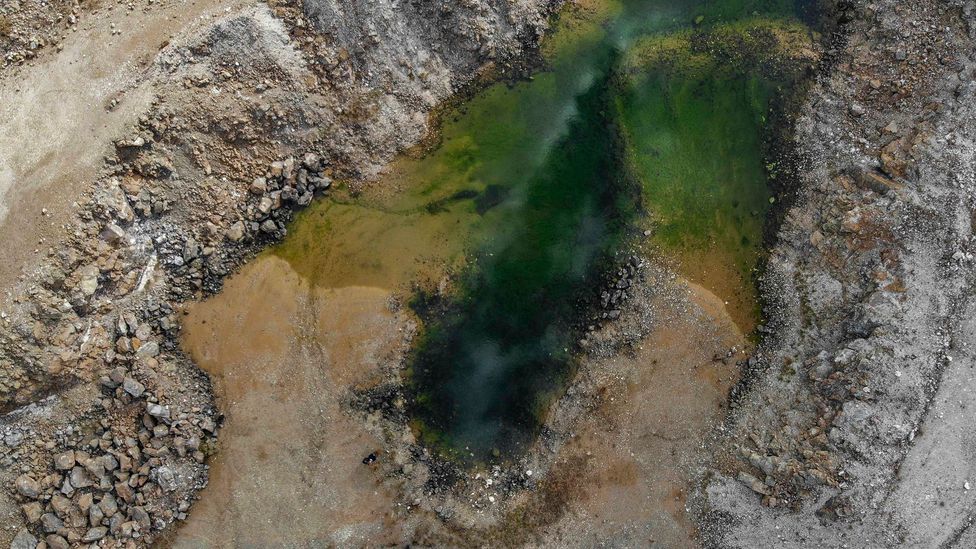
[614,18,816,328]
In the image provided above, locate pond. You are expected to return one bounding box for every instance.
[267,0,812,461]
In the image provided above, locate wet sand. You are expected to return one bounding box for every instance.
[176,248,745,547]
[539,280,745,547]
[175,256,411,547]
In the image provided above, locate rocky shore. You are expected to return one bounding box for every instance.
[700,0,976,546]
[0,0,553,545]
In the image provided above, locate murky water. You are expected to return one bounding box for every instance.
[210,0,810,461]
[175,1,815,544]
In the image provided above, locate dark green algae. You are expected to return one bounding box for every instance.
[274,0,815,462]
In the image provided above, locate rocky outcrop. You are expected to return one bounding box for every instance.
[702,0,976,546]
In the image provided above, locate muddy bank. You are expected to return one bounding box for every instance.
[177,247,747,546]
[176,257,409,547]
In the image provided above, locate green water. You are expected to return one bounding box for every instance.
[615,17,814,328]
[275,0,813,460]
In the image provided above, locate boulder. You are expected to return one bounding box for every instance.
[100,223,127,244]
[9,529,37,549]
[135,341,160,359]
[122,377,145,398]
[14,474,40,498]
[89,504,104,528]
[130,506,151,529]
[21,501,43,523]
[45,535,69,549]
[147,403,170,421]
[51,493,73,517]
[40,512,64,533]
[153,466,178,492]
[53,450,75,471]
[76,265,99,297]
[226,221,246,242]
[82,526,107,542]
[98,493,118,517]
[69,466,93,489]
[249,177,268,195]
[259,219,277,234]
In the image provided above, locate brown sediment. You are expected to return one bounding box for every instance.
[174,239,747,547]
[672,248,761,334]
[176,256,412,547]
[273,189,473,291]
[535,280,745,547]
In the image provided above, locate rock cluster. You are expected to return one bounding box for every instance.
[595,255,644,322]
[0,0,80,68]
[0,140,334,545]
[239,153,332,240]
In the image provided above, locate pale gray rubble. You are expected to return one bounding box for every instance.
[0,0,80,68]
[700,0,976,547]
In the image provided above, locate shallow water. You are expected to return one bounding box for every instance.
[268,0,807,460]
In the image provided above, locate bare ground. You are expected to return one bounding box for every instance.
[0,0,973,547]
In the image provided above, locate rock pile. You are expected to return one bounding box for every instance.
[595,255,644,322]
[238,153,332,240]
[0,1,81,68]
[0,144,332,545]
[701,0,976,545]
